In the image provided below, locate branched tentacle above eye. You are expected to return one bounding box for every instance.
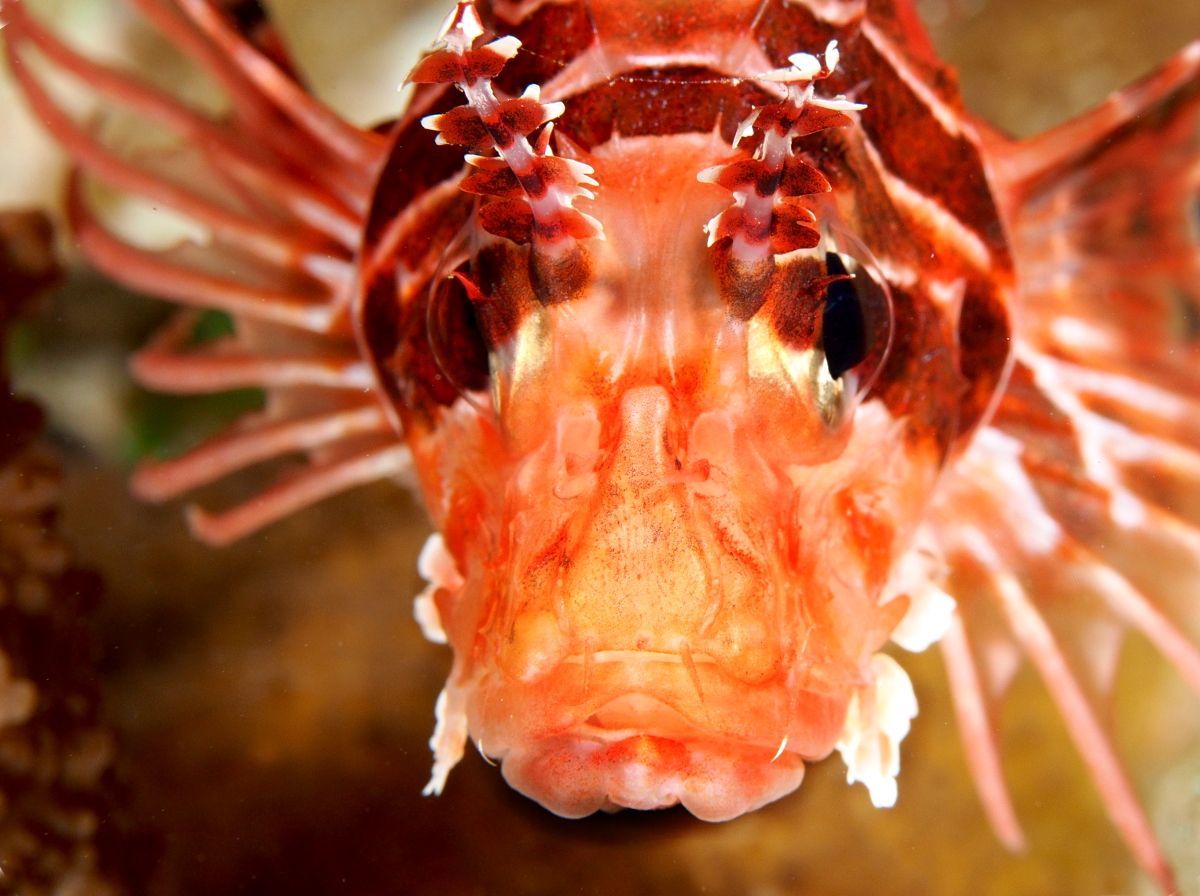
[411,1,603,254]
[698,42,864,264]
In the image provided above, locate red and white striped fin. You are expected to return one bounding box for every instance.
[1,0,408,544]
[925,423,1192,893]
[902,40,1200,891]
[997,40,1200,401]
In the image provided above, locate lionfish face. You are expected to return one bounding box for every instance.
[359,0,1013,819]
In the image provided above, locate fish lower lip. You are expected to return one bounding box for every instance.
[496,728,807,821]
[485,692,807,821]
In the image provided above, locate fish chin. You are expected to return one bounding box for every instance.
[500,732,807,822]
[492,694,808,821]
[466,647,850,820]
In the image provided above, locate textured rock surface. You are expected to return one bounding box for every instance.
[0,210,151,896]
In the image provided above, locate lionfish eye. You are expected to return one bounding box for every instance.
[819,227,893,396]
[822,251,868,379]
[797,230,893,429]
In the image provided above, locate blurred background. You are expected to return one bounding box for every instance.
[4,0,1200,893]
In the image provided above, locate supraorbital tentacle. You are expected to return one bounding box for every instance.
[412,2,603,254]
[698,41,864,262]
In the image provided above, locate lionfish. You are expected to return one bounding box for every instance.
[3,0,1199,888]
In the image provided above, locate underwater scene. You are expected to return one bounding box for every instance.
[4,0,1200,893]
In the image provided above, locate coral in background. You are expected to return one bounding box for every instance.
[0,209,150,895]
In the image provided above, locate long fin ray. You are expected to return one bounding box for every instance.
[3,0,406,541]
[926,43,1200,887]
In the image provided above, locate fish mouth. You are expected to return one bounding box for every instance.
[496,692,807,821]
[474,650,845,821]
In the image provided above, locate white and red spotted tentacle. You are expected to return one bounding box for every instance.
[698,42,863,262]
[411,2,603,261]
[0,0,408,544]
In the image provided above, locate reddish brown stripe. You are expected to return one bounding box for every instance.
[360,187,477,415]
[872,283,963,456]
[359,269,403,406]
[767,255,824,347]
[556,67,775,149]
[426,275,492,395]
[586,0,761,51]
[390,290,482,410]
[363,261,479,414]
[492,0,596,94]
[957,279,1012,433]
[471,243,536,344]
[364,86,467,246]
[861,0,961,106]
[753,0,843,71]
[833,36,1009,261]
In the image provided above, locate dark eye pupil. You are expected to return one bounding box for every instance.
[822,251,868,379]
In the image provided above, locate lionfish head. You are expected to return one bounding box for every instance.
[362,1,1009,821]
